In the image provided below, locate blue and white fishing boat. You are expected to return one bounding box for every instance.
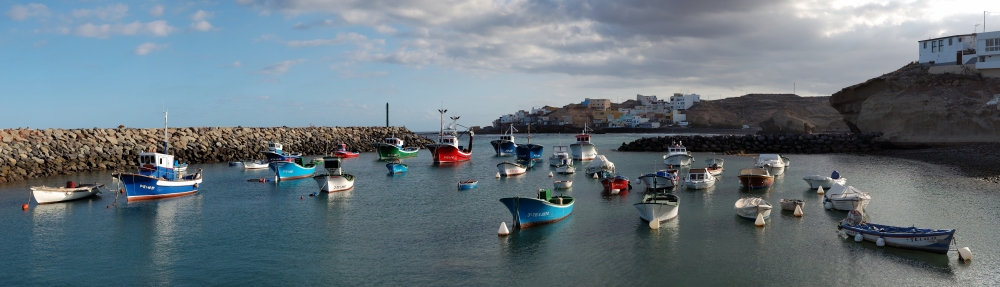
[114,111,203,201]
[490,125,518,157]
[499,189,574,228]
[386,159,408,174]
[838,210,956,254]
[262,142,316,181]
[458,179,478,190]
[515,124,543,162]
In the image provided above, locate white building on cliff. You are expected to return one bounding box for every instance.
[918,30,1000,77]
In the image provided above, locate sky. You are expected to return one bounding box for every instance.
[1,0,998,131]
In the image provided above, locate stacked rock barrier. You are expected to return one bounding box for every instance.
[0,126,432,183]
[617,132,884,154]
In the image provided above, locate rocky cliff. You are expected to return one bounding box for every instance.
[0,126,432,183]
[829,63,1000,143]
[685,94,848,133]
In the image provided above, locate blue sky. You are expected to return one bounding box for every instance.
[2,1,998,131]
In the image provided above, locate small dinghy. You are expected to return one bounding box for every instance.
[633,192,679,223]
[458,179,478,190]
[386,159,408,174]
[735,197,772,220]
[332,143,360,158]
[824,184,870,211]
[497,161,527,176]
[243,159,269,170]
[684,168,716,190]
[838,209,956,254]
[779,199,804,211]
[802,170,846,189]
[313,156,355,192]
[638,169,678,189]
[30,182,104,204]
[553,180,572,189]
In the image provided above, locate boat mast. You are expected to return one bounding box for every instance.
[163,110,168,154]
[437,108,447,142]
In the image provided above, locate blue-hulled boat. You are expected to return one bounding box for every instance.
[114,111,203,201]
[499,189,574,228]
[490,125,518,157]
[458,179,478,190]
[515,124,543,162]
[386,159,408,174]
[838,210,956,254]
[262,142,316,181]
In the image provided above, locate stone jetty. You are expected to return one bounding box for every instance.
[617,132,884,154]
[0,126,432,183]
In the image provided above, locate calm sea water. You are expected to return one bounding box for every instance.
[1,133,998,285]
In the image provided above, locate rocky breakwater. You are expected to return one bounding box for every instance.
[617,133,884,154]
[0,126,432,183]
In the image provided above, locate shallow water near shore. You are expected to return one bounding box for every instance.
[1,133,998,285]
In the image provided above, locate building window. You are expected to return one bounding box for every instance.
[939,40,943,50]
[949,38,952,45]
[923,42,927,49]
[987,38,1000,52]
[932,41,937,53]
[959,37,963,43]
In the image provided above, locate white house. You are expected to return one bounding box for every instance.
[976,31,1000,77]
[636,94,658,106]
[918,33,977,65]
[670,93,701,110]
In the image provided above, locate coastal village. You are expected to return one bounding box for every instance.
[491,93,703,130]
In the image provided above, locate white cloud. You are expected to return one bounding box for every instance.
[74,20,176,38]
[133,42,168,55]
[232,61,242,67]
[375,24,397,35]
[72,4,129,21]
[258,59,306,75]
[192,20,213,31]
[6,3,50,21]
[150,5,164,17]
[191,10,213,21]
[284,32,383,48]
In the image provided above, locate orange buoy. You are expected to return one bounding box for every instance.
[22,203,29,210]
[119,188,125,194]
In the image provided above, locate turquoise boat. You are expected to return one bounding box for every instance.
[386,159,408,174]
[269,158,317,181]
[499,189,574,228]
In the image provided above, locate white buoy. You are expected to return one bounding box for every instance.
[754,212,765,227]
[817,186,825,194]
[592,173,598,179]
[498,222,510,236]
[824,201,833,210]
[854,233,863,242]
[876,237,885,247]
[649,219,660,230]
[548,171,553,177]
[793,205,803,217]
[958,247,972,261]
[495,172,501,178]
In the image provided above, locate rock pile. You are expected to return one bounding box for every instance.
[617,133,884,154]
[0,126,432,183]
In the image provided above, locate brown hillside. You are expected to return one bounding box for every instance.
[685,94,848,133]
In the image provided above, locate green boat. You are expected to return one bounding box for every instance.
[372,137,420,160]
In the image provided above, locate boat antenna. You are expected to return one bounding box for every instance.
[438,108,447,142]
[163,110,169,154]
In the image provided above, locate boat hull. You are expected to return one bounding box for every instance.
[569,143,597,160]
[638,175,676,189]
[497,162,527,176]
[117,173,201,201]
[31,185,101,204]
[685,179,715,190]
[515,144,544,162]
[243,161,269,170]
[270,161,317,181]
[427,145,472,163]
[663,155,693,166]
[803,176,847,189]
[555,165,576,174]
[824,197,869,211]
[601,178,630,191]
[706,167,724,176]
[779,199,805,211]
[333,151,359,158]
[386,163,408,173]
[313,174,355,192]
[491,140,517,156]
[634,202,679,222]
[735,198,772,219]
[553,181,572,189]
[840,222,955,254]
[499,197,574,228]
[458,182,478,190]
[373,143,419,160]
[738,175,774,189]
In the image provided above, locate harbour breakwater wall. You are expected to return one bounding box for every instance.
[616,132,884,154]
[0,127,433,183]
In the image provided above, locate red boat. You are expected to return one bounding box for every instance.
[333,143,359,158]
[427,113,473,164]
[601,174,631,191]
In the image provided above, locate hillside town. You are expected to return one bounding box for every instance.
[492,93,702,130]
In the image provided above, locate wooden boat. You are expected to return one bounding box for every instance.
[490,125,517,157]
[333,143,360,158]
[803,170,846,189]
[458,179,478,190]
[243,159,269,170]
[633,192,679,223]
[497,161,527,176]
[662,141,693,166]
[386,159,408,174]
[824,184,871,211]
[30,182,104,204]
[755,154,789,176]
[737,167,774,189]
[313,156,355,192]
[735,197,772,220]
[114,111,203,201]
[553,180,572,189]
[499,189,574,228]
[569,124,597,160]
[684,168,716,189]
[779,199,804,211]
[601,174,630,191]
[638,169,678,189]
[426,115,473,163]
[838,210,956,254]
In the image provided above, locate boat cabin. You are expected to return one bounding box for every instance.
[553,146,568,153]
[267,142,284,155]
[323,157,343,175]
[498,135,514,142]
[687,169,709,181]
[337,143,349,152]
[384,137,404,147]
[439,135,458,147]
[575,134,591,143]
[668,146,687,153]
[138,151,180,180]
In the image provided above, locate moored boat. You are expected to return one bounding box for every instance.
[737,167,774,189]
[638,169,679,189]
[755,154,789,176]
[601,174,631,191]
[30,182,104,204]
[735,197,772,220]
[333,143,360,158]
[824,184,871,211]
[114,111,203,201]
[426,114,473,164]
[838,210,956,254]
[372,137,420,160]
[386,159,408,174]
[633,192,679,223]
[684,168,716,189]
[265,145,317,181]
[490,125,518,157]
[497,161,527,176]
[499,189,575,228]
[515,124,543,162]
[313,156,355,192]
[705,156,724,175]
[779,199,804,211]
[458,179,478,190]
[243,159,269,170]
[584,155,615,175]
[662,142,693,166]
[803,170,846,189]
[706,164,724,176]
[569,124,597,160]
[549,145,570,166]
[553,180,573,189]
[554,157,576,174]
